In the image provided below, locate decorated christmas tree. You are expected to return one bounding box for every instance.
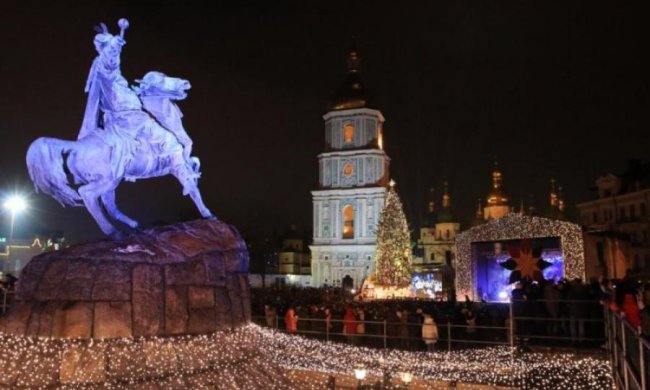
[375,181,413,286]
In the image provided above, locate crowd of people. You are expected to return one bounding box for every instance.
[252,275,650,351]
[601,276,650,337]
[258,290,449,350]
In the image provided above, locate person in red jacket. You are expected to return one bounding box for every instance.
[621,294,641,329]
[613,279,642,331]
[285,306,298,333]
[343,306,358,344]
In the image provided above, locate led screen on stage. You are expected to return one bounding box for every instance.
[411,273,443,298]
[472,237,563,302]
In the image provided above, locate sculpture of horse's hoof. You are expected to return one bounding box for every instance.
[205,214,218,221]
[109,231,128,240]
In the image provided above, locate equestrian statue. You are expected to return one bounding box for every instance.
[26,19,215,236]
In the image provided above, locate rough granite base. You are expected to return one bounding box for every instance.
[0,219,251,339]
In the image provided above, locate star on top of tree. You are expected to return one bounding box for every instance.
[500,239,551,284]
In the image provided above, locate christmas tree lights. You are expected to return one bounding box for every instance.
[375,182,413,286]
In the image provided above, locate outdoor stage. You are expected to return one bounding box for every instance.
[456,215,586,301]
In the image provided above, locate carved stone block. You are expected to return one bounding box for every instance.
[188,286,214,309]
[52,302,93,338]
[94,301,132,338]
[188,308,217,334]
[165,286,188,334]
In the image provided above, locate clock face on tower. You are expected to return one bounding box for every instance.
[343,164,353,176]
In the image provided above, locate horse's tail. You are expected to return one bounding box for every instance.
[26,137,82,207]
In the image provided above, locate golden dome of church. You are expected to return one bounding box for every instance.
[483,160,511,220]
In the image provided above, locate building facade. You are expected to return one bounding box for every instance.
[310,47,389,289]
[413,183,460,273]
[278,237,311,276]
[576,163,650,279]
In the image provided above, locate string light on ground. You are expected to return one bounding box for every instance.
[257,326,611,390]
[0,325,611,389]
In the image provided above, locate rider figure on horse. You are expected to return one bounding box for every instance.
[78,22,197,187]
[26,19,214,236]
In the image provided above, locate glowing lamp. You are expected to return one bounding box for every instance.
[498,291,508,300]
[4,196,27,213]
[354,367,367,381]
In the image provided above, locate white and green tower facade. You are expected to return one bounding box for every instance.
[310,47,390,289]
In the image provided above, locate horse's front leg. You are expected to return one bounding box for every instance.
[101,189,140,229]
[172,165,215,219]
[188,187,216,220]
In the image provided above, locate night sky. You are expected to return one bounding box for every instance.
[1,1,648,243]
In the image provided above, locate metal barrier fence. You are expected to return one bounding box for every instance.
[252,315,511,351]
[0,287,14,313]
[605,308,649,390]
[253,299,607,352]
[510,298,606,345]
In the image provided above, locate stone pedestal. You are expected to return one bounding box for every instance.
[1,219,250,339]
[0,219,284,388]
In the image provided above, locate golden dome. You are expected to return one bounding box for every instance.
[487,169,509,206]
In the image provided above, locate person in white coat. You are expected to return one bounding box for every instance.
[422,313,439,352]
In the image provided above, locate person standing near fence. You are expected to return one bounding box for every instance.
[422,313,439,352]
[285,306,298,333]
[567,278,588,344]
[264,304,277,328]
[343,306,358,344]
[386,306,400,348]
[312,305,327,338]
[511,282,528,342]
[356,307,366,345]
[543,281,561,339]
[640,284,650,338]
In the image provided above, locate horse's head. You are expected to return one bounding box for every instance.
[134,71,191,100]
[93,23,125,73]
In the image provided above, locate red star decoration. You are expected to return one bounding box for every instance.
[500,239,552,284]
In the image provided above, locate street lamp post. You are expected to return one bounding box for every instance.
[4,195,27,240]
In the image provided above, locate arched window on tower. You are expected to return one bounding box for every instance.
[343,205,354,239]
[344,123,354,143]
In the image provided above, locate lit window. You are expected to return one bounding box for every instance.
[344,123,354,143]
[343,205,354,239]
[343,164,353,176]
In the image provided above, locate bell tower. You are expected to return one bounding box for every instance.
[310,46,390,289]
